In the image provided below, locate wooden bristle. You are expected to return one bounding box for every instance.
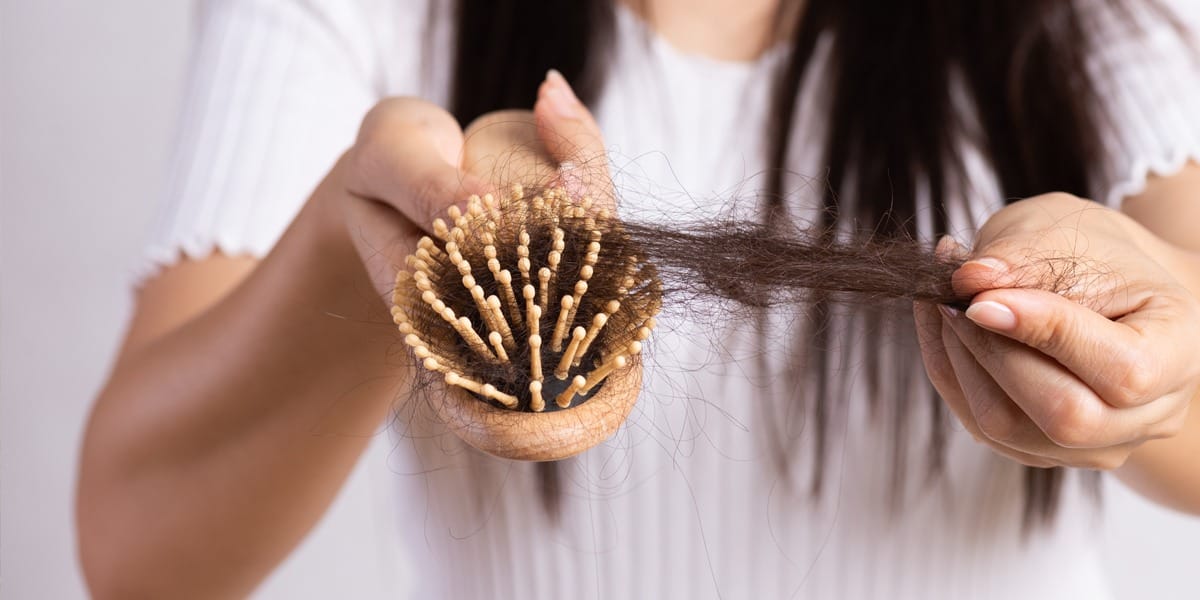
[466,194,484,217]
[432,219,451,241]
[417,236,444,259]
[486,295,515,349]
[555,326,588,380]
[538,267,551,311]
[523,285,539,338]
[445,371,483,395]
[581,354,627,395]
[529,380,545,412]
[483,193,500,219]
[394,184,662,413]
[529,334,543,382]
[550,295,575,352]
[563,280,588,334]
[572,313,609,367]
[453,316,495,361]
[556,375,587,408]
[482,383,518,409]
[498,270,522,328]
[488,331,509,363]
[470,285,498,337]
[413,272,433,293]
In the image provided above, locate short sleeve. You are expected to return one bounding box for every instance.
[1088,0,1200,208]
[138,0,426,284]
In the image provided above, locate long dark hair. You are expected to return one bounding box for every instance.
[443,0,1166,527]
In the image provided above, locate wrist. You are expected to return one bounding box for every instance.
[1159,246,1200,300]
[1116,389,1200,515]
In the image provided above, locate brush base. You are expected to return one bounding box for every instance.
[429,357,643,461]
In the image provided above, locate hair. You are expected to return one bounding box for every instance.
[439,0,1178,528]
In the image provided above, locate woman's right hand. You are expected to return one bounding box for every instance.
[334,71,608,304]
[79,71,607,599]
[335,97,486,301]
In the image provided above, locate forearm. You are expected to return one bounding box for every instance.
[1114,169,1200,513]
[1117,388,1200,514]
[1116,242,1200,514]
[78,167,405,598]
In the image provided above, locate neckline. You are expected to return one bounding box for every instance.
[613,2,786,74]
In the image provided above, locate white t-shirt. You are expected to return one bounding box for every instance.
[144,1,1200,598]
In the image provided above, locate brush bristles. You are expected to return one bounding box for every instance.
[393,184,662,412]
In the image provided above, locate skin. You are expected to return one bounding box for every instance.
[77,74,604,599]
[913,178,1200,514]
[630,0,794,60]
[77,2,1200,597]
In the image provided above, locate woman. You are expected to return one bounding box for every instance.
[78,0,1200,598]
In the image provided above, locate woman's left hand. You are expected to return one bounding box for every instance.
[914,192,1200,470]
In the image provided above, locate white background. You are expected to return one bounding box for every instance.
[2,1,1199,598]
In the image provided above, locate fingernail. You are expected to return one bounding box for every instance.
[544,69,582,118]
[546,69,579,100]
[964,257,1008,274]
[938,304,961,319]
[546,68,568,88]
[545,86,580,120]
[934,235,956,256]
[965,300,1017,331]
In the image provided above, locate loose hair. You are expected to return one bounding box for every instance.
[440,0,1176,527]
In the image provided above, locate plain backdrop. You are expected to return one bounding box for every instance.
[2,1,1199,598]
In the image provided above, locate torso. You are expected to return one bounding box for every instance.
[371,5,1111,599]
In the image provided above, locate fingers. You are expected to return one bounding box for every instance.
[964,287,1163,409]
[341,191,423,303]
[534,70,606,167]
[342,98,488,301]
[348,98,488,228]
[949,192,1112,299]
[534,70,613,208]
[937,311,1059,468]
[945,301,1188,447]
[941,313,1145,469]
[915,300,1054,466]
[942,306,1111,446]
[915,302,985,438]
[921,290,1132,469]
[921,204,1193,467]
[914,301,968,420]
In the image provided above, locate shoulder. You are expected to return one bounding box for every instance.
[1081,0,1200,208]
[195,0,440,95]
[137,0,440,285]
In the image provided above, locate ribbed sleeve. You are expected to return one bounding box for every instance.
[138,0,420,283]
[1090,0,1200,208]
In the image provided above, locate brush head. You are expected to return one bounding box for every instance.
[392,184,662,460]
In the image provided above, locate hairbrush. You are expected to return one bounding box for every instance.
[391,184,662,461]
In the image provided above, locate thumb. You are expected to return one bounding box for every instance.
[534,69,612,207]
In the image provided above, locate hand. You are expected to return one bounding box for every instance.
[914,192,1200,469]
[336,70,609,302]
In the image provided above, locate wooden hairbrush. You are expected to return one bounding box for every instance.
[390,113,662,461]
